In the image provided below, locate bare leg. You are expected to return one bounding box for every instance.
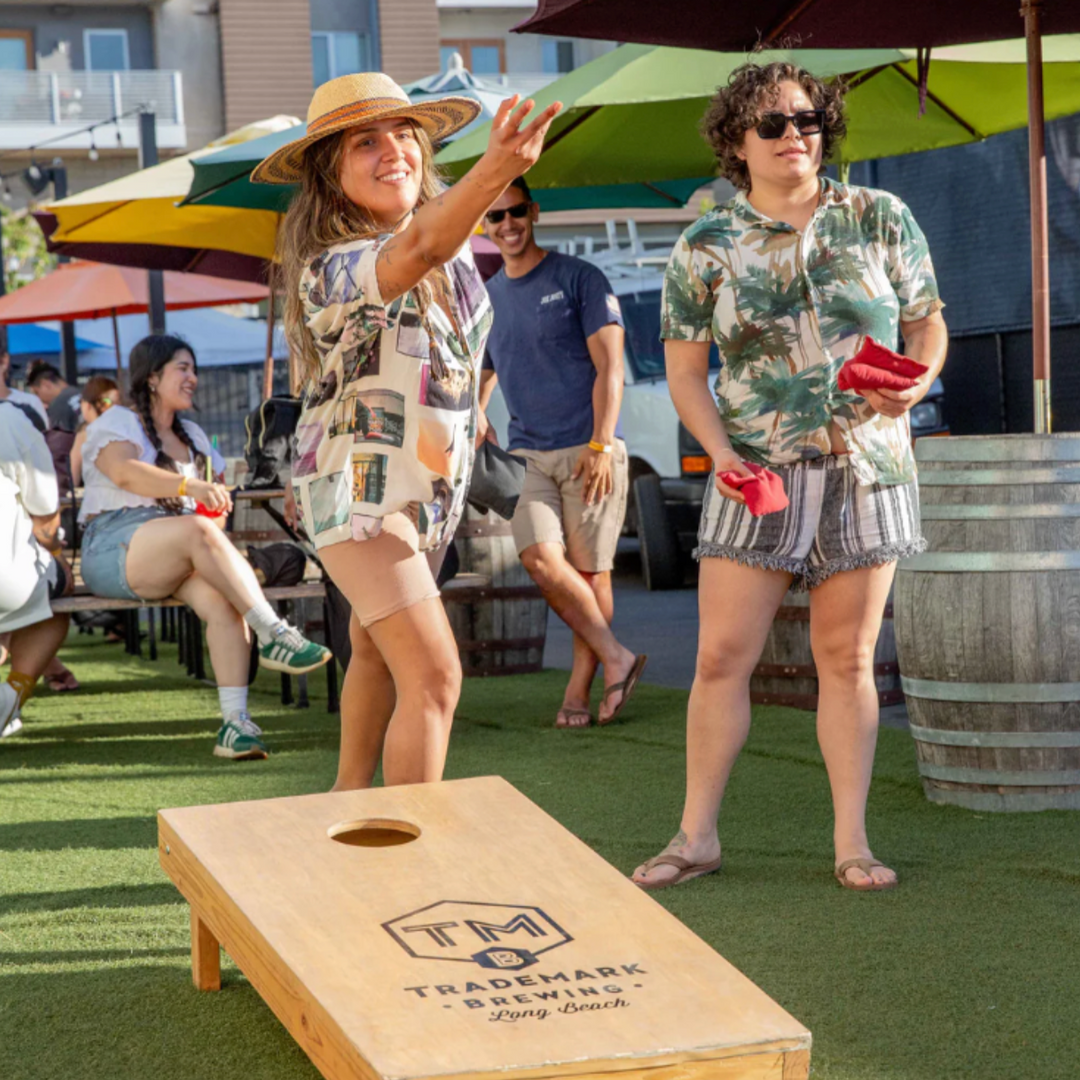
[520,543,635,723]
[367,598,461,785]
[632,558,791,887]
[558,570,611,727]
[125,514,267,612]
[173,573,250,687]
[332,613,396,791]
[809,563,898,889]
[320,537,461,787]
[8,614,71,682]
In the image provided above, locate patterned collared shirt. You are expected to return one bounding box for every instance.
[293,237,492,551]
[660,178,943,486]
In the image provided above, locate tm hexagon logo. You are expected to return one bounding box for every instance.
[382,901,573,971]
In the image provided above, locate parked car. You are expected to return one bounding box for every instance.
[485,236,948,591]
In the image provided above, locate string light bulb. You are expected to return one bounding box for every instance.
[88,128,99,161]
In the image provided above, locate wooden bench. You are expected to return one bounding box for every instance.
[52,582,339,712]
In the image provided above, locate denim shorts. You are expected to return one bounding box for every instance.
[80,506,174,600]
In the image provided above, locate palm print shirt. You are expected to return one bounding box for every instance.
[661,178,943,486]
[292,236,492,551]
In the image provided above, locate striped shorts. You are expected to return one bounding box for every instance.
[694,455,926,592]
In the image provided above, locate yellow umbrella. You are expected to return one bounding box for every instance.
[35,116,299,395]
[37,115,299,268]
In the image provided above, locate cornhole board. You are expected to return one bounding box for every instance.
[158,776,810,1080]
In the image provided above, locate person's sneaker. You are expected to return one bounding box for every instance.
[258,625,332,675]
[0,684,23,739]
[213,712,268,760]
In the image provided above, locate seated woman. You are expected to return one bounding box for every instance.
[0,403,73,737]
[78,334,331,761]
[70,375,120,488]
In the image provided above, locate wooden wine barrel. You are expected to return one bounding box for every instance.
[441,508,547,677]
[895,434,1080,811]
[750,590,902,710]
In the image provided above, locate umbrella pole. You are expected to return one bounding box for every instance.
[1024,0,1051,434]
[262,279,276,401]
[112,310,123,391]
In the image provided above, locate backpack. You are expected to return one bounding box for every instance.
[243,396,301,488]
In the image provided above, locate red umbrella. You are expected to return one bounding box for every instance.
[516,1,1078,432]
[0,261,269,383]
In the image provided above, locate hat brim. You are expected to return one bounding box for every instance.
[251,96,482,185]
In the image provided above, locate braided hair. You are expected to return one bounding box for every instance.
[128,335,207,514]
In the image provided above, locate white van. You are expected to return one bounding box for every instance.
[484,230,948,591]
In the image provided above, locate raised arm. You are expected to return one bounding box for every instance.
[375,96,561,303]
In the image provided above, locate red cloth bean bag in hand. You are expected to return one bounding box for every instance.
[837,337,928,393]
[717,462,790,517]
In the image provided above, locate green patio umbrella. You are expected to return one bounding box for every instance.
[436,37,1080,194]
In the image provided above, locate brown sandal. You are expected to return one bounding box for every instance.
[554,707,591,729]
[633,852,722,892]
[598,654,648,725]
[834,858,898,892]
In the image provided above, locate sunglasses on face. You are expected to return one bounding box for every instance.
[754,109,826,140]
[484,201,531,225]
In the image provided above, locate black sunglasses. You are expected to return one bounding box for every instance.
[484,201,531,225]
[755,110,826,140]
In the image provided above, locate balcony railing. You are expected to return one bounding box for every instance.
[0,69,186,151]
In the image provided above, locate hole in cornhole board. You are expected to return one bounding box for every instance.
[327,818,421,847]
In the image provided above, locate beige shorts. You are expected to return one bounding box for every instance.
[510,440,629,573]
[320,511,443,628]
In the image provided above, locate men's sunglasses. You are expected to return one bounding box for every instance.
[755,110,826,140]
[484,201,531,225]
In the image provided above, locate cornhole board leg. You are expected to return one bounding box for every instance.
[191,909,221,992]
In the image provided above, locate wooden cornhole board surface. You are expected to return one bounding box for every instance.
[158,777,810,1080]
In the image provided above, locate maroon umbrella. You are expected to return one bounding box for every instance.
[516,0,1079,432]
[33,211,270,284]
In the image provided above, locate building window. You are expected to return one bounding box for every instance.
[0,30,32,71]
[84,29,130,71]
[440,39,505,77]
[312,31,372,87]
[541,39,575,75]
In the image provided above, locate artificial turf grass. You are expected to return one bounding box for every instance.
[0,634,1077,1080]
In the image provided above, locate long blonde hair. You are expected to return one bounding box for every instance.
[277,123,452,389]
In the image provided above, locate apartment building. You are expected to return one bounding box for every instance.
[437,0,615,95]
[0,0,440,206]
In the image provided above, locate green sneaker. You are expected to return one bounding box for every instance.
[213,713,268,760]
[258,625,332,675]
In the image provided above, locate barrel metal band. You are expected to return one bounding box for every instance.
[900,552,1080,572]
[918,468,1080,486]
[921,503,1080,520]
[909,723,1080,748]
[918,763,1080,786]
[901,676,1080,702]
[916,437,1080,462]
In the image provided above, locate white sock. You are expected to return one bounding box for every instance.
[218,686,249,721]
[243,601,287,646]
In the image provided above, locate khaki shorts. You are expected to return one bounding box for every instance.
[510,440,628,573]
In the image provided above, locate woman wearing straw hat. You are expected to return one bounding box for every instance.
[256,73,560,789]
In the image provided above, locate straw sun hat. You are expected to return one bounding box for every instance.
[251,72,481,185]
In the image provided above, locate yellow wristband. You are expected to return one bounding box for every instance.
[588,440,613,454]
[178,476,188,498]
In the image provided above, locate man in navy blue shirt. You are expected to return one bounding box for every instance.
[480,177,646,728]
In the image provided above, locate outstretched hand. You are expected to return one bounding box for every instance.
[482,94,563,181]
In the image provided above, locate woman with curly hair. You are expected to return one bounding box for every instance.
[255,73,559,790]
[633,62,948,893]
[78,334,331,760]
